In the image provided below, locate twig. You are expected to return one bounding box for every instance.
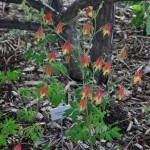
[124,132,141,150]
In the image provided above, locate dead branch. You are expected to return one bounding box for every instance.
[0,19,53,31]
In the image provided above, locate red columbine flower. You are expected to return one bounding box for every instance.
[120,47,127,60]
[46,65,52,76]
[81,54,89,68]
[65,55,70,63]
[85,6,93,17]
[132,70,143,84]
[93,56,103,71]
[102,60,112,75]
[14,143,22,150]
[39,85,48,98]
[79,99,87,111]
[118,86,125,100]
[102,23,111,36]
[83,22,93,35]
[81,86,92,99]
[44,12,52,24]
[48,50,56,62]
[56,21,62,34]
[93,90,103,105]
[62,41,72,55]
[36,26,44,40]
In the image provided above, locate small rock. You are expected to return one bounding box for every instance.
[36,112,44,120]
[51,122,61,129]
[11,91,18,97]
[137,87,142,92]
[143,65,150,74]
[0,100,4,104]
[106,142,112,148]
[41,107,46,112]
[46,106,52,111]
[99,145,106,150]
[133,143,143,150]
[145,128,150,135]
[23,66,35,72]
[80,143,89,149]
[10,108,18,113]
[43,100,49,106]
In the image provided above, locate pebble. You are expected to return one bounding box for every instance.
[36,112,44,120]
[133,143,143,150]
[11,91,18,97]
[106,142,112,148]
[99,145,106,150]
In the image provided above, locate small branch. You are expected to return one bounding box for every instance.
[62,0,103,22]
[0,19,53,31]
[62,0,146,22]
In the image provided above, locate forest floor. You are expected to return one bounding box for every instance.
[0,2,150,150]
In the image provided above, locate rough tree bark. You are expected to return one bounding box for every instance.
[91,0,114,84]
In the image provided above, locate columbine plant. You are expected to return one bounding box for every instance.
[9,2,144,149]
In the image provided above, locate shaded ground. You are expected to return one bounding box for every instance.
[0,2,150,150]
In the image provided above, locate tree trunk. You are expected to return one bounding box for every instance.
[91,0,114,84]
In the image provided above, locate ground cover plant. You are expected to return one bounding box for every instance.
[0,0,150,150]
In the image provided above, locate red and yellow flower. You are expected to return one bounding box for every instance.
[79,99,87,111]
[62,41,72,55]
[44,12,52,24]
[14,143,22,150]
[132,70,143,83]
[102,23,111,36]
[81,86,92,99]
[81,54,89,68]
[118,86,125,100]
[56,21,62,34]
[93,56,103,71]
[85,6,93,17]
[120,47,126,60]
[39,85,48,98]
[83,22,93,35]
[48,50,56,62]
[65,55,70,63]
[36,26,44,40]
[93,90,103,105]
[102,60,112,75]
[46,65,52,76]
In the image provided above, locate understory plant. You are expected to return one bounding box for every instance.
[0,1,144,149]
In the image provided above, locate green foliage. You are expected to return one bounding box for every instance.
[51,62,68,75]
[0,70,23,84]
[0,118,18,147]
[127,2,150,35]
[48,77,67,106]
[26,123,43,142]
[141,107,150,125]
[0,118,17,136]
[17,109,35,122]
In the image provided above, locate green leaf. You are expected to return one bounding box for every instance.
[111,127,121,139]
[131,12,144,28]
[133,4,143,12]
[51,93,62,106]
[52,62,67,75]
[46,34,56,43]
[105,131,113,142]
[23,48,34,60]
[0,118,17,136]
[0,135,7,146]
